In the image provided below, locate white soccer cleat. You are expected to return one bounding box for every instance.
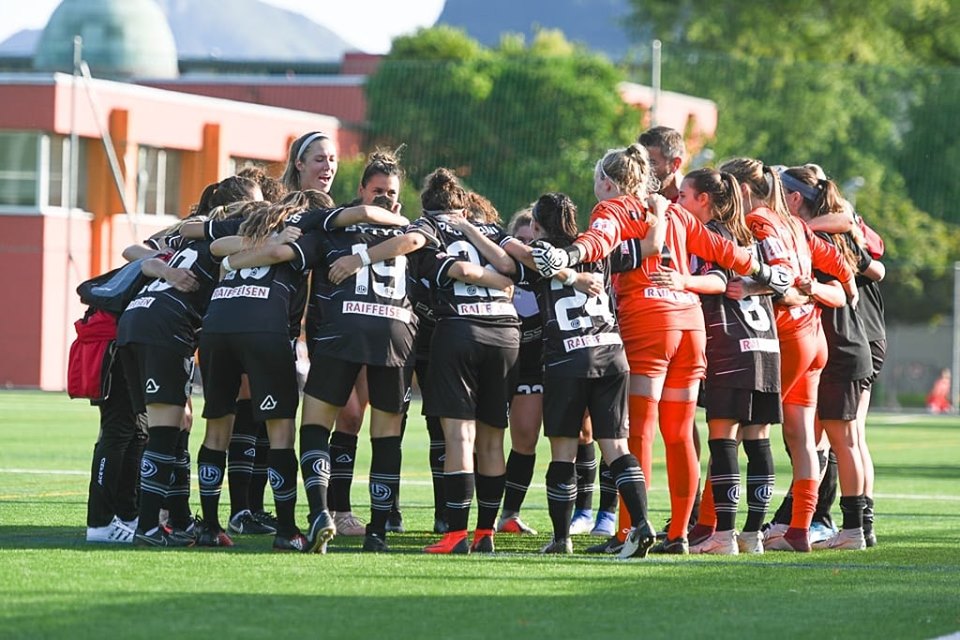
[737,530,764,554]
[762,523,789,546]
[812,527,866,551]
[568,510,594,536]
[86,516,135,544]
[689,529,740,555]
[333,511,366,537]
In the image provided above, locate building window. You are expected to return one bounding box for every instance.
[137,145,182,215]
[47,134,88,210]
[0,131,40,207]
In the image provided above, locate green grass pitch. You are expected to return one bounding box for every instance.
[1,391,958,639]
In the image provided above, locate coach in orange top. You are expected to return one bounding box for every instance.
[534,144,786,554]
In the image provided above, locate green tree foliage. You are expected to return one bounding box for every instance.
[625,0,960,321]
[366,26,636,223]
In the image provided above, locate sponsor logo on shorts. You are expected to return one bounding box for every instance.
[140,458,158,478]
[342,300,413,323]
[738,338,779,353]
[268,468,284,490]
[456,301,517,318]
[125,297,155,311]
[562,333,622,353]
[370,482,392,502]
[259,395,277,411]
[198,464,222,486]
[211,285,270,300]
[145,378,160,394]
[642,287,699,304]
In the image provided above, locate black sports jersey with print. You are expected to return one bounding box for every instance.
[855,275,885,343]
[410,215,522,345]
[117,239,220,356]
[514,286,541,345]
[814,231,873,381]
[306,222,417,367]
[530,258,628,379]
[689,221,781,392]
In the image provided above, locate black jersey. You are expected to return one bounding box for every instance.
[855,274,885,343]
[306,222,417,367]
[411,215,522,347]
[689,221,781,392]
[531,258,628,379]
[117,239,220,356]
[814,231,873,381]
[514,286,541,345]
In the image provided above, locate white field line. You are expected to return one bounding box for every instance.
[1,468,959,501]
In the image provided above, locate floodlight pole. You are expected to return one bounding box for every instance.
[651,39,662,127]
[63,36,82,390]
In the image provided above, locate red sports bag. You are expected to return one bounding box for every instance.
[67,309,118,400]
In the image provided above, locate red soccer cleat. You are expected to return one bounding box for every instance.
[423,530,470,554]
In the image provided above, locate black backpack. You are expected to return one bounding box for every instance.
[76,258,149,315]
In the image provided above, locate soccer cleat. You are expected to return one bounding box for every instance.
[272,532,309,552]
[385,510,405,533]
[496,514,538,535]
[195,521,234,547]
[333,511,366,537]
[166,517,198,545]
[362,527,389,553]
[433,517,450,534]
[618,520,657,560]
[762,522,789,545]
[569,509,594,535]
[470,529,495,554]
[737,530,764,554]
[864,530,877,548]
[591,511,617,538]
[306,510,337,554]
[540,537,574,554]
[584,535,624,555]
[690,530,739,555]
[135,526,195,548]
[424,530,470,554]
[120,516,139,531]
[228,509,275,535]
[812,527,866,551]
[809,521,836,545]
[86,517,135,544]
[649,536,689,555]
[251,510,279,534]
[764,527,811,552]
[687,523,715,547]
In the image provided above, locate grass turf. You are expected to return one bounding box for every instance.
[1,391,958,639]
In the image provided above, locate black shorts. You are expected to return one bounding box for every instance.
[543,374,628,440]
[512,340,543,394]
[817,378,862,421]
[860,340,887,390]
[703,387,782,426]
[118,343,194,414]
[199,332,299,422]
[304,355,412,414]
[423,322,518,429]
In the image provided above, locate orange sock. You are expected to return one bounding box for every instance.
[617,395,658,541]
[790,478,818,531]
[660,399,699,540]
[698,476,716,528]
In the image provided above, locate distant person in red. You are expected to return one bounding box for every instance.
[927,369,952,414]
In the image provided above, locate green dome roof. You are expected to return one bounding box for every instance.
[34,0,178,79]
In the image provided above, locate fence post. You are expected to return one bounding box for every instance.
[952,262,960,413]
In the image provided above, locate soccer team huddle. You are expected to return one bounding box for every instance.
[85,125,886,558]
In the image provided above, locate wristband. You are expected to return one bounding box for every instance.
[562,270,578,286]
[358,247,372,266]
[221,255,233,272]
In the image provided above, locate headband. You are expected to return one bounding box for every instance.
[777,169,821,203]
[296,132,330,162]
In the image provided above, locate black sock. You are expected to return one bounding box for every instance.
[137,426,179,532]
[743,438,775,532]
[167,430,192,529]
[299,424,331,521]
[228,400,257,516]
[249,423,270,512]
[268,448,299,537]
[598,459,618,514]
[840,494,865,530]
[369,436,401,532]
[502,450,535,514]
[427,417,446,520]
[329,431,358,513]
[863,495,875,535]
[814,449,839,527]
[475,473,506,531]
[575,443,597,512]
[444,471,474,532]
[610,453,648,528]
[115,421,147,523]
[392,413,407,514]
[546,461,576,539]
[197,445,227,530]
[707,439,740,532]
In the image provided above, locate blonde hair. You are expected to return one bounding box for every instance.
[596,143,655,197]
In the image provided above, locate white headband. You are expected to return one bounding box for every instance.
[296,132,330,162]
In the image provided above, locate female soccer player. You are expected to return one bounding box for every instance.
[721,158,857,552]
[281,131,338,194]
[667,168,781,555]
[534,145,773,554]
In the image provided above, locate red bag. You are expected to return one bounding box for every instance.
[67,309,118,400]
